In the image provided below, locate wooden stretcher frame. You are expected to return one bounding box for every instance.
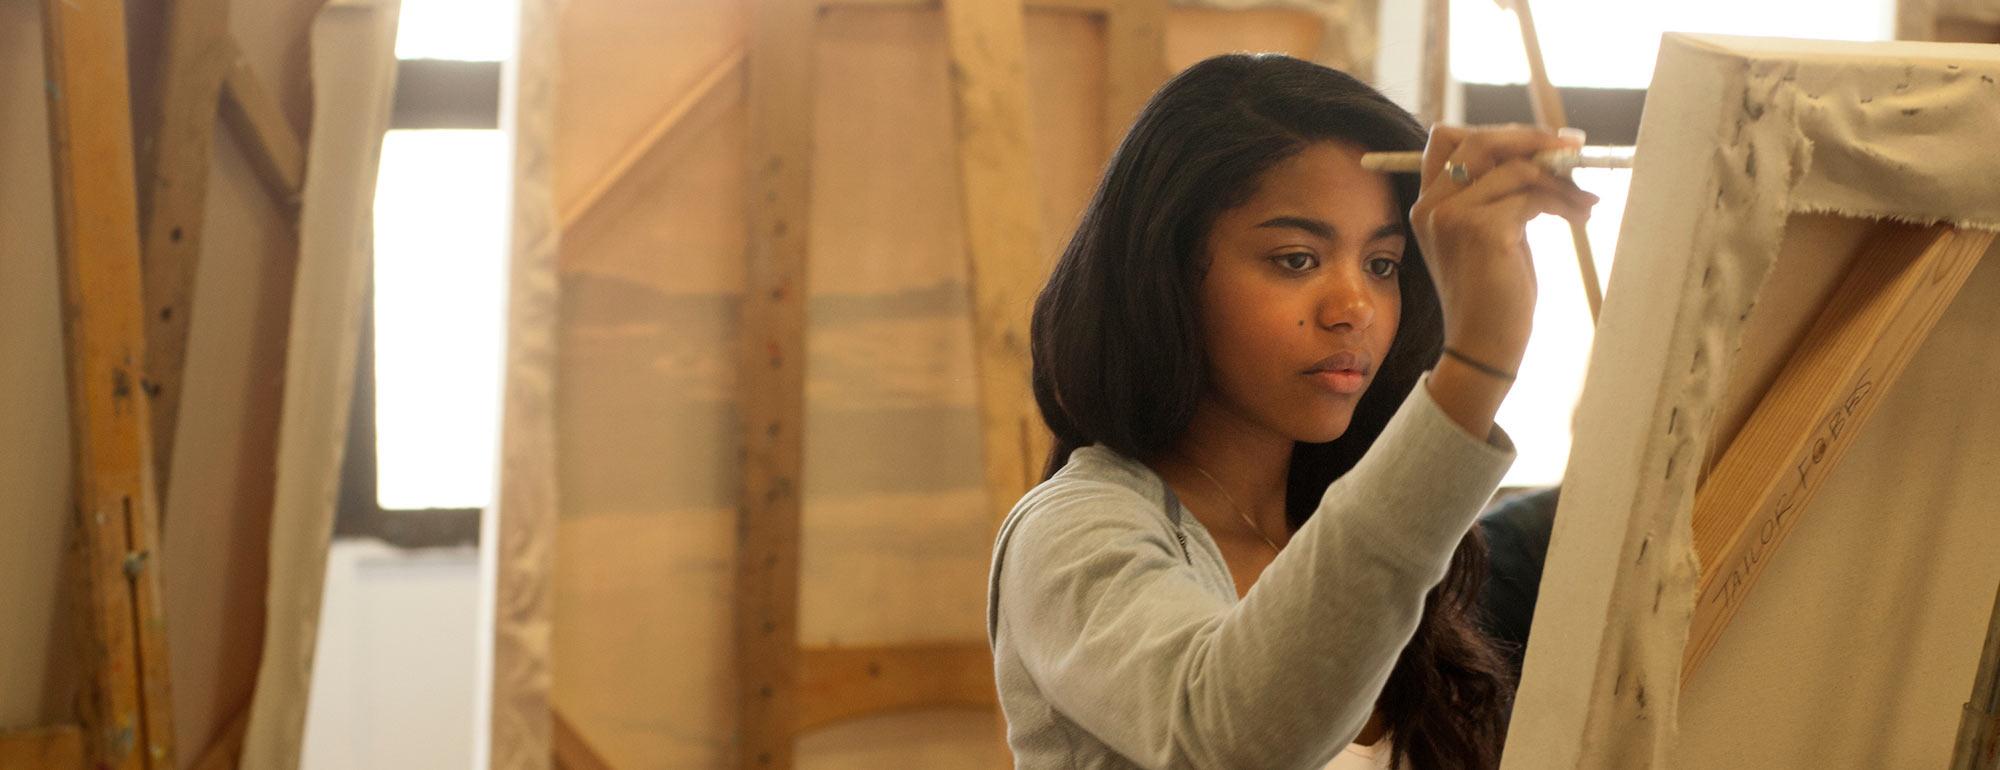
[725,3,1160,768]
[124,0,308,766]
[555,0,1162,238]
[1684,224,1993,679]
[548,1,1374,767]
[141,0,308,519]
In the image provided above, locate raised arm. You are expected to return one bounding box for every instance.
[996,372,1514,769]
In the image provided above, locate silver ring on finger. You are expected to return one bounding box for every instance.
[1444,160,1471,185]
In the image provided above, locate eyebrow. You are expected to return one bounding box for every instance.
[1253,216,1405,244]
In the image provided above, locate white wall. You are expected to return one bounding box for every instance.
[302,539,481,770]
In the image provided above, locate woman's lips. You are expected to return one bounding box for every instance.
[1306,369,1367,395]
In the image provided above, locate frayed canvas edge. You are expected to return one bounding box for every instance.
[1786,199,2000,232]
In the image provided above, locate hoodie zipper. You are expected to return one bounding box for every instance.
[1160,479,1193,565]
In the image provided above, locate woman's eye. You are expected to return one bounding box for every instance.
[1274,252,1318,272]
[1366,256,1402,278]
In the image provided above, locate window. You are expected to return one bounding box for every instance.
[1450,0,1894,89]
[372,130,509,511]
[1447,0,1894,486]
[336,0,511,543]
[394,0,517,61]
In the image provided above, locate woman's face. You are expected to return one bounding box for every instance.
[1197,139,1405,444]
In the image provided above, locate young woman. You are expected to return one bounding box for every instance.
[984,54,1597,769]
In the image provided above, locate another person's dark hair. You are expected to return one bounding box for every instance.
[1029,53,1512,769]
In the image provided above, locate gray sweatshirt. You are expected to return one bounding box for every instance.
[986,372,1516,769]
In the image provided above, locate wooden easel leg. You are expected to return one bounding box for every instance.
[41,0,178,767]
[1505,0,1604,324]
[1420,0,1450,128]
[1949,581,2000,770]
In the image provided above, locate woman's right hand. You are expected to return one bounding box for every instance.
[1408,124,1598,374]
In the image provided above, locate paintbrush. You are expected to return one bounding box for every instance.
[1359,144,1635,175]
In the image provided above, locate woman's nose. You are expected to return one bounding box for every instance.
[1316,268,1377,331]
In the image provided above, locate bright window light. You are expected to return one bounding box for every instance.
[1450,0,1895,88]
[1497,168,1629,487]
[395,0,518,61]
[372,129,509,510]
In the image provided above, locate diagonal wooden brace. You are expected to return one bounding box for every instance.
[1685,224,1996,681]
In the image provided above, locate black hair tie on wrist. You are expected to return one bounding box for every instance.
[1442,346,1518,382]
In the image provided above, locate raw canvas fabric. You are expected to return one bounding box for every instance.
[237,2,401,768]
[482,0,561,764]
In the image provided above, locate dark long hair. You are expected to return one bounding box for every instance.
[1029,53,1512,769]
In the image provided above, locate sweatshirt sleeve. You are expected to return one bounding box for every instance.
[996,371,1515,769]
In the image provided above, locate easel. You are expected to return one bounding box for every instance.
[1956,582,2000,769]
[2,0,309,768]
[1500,0,1603,324]
[1419,0,1606,324]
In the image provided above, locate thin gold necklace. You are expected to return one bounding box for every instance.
[1181,457,1283,555]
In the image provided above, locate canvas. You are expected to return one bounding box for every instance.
[1504,33,2000,769]
[549,2,1351,765]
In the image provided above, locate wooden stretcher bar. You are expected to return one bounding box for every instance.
[136,0,233,507]
[734,0,817,765]
[1685,224,1996,680]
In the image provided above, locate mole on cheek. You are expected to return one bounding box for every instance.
[1297,320,1305,327]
